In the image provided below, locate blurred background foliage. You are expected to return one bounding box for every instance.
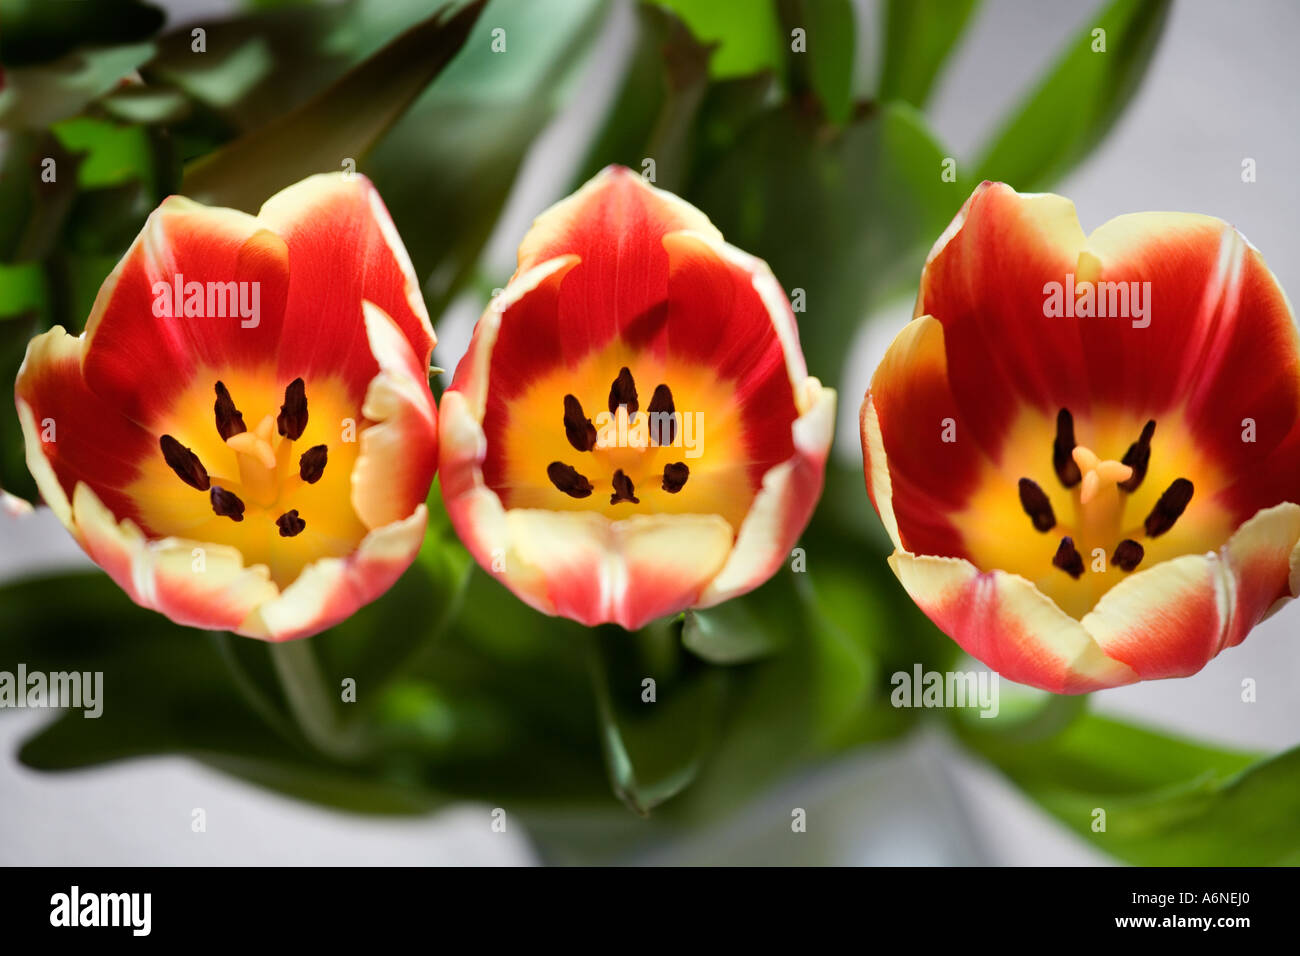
[5,0,1293,865]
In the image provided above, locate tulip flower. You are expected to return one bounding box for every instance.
[439,166,835,630]
[861,182,1300,692]
[15,173,439,640]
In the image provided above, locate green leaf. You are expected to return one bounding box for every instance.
[779,0,856,123]
[652,0,786,80]
[974,0,1172,190]
[959,712,1300,865]
[52,117,153,189]
[589,625,727,816]
[0,0,162,67]
[180,1,485,210]
[574,3,712,194]
[690,100,968,390]
[0,42,156,130]
[877,0,979,108]
[682,602,782,665]
[367,0,607,313]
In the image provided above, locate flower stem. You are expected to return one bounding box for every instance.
[268,640,365,761]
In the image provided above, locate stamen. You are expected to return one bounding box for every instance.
[1017,477,1056,532]
[160,435,210,491]
[299,445,328,484]
[210,486,245,522]
[648,384,676,446]
[1052,536,1084,579]
[662,462,689,493]
[1053,408,1082,487]
[547,462,593,499]
[563,394,597,452]
[608,367,638,419]
[276,509,306,538]
[213,381,246,441]
[1118,419,1156,493]
[1112,538,1144,572]
[277,377,308,440]
[1144,478,1193,537]
[610,469,639,505]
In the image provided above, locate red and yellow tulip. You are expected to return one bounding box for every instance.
[862,182,1300,692]
[15,174,438,640]
[439,166,835,630]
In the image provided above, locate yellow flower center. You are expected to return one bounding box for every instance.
[956,405,1235,618]
[128,367,368,587]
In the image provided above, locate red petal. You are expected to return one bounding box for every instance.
[258,174,435,401]
[82,199,291,428]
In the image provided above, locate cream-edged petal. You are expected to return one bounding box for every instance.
[71,481,280,631]
[889,550,1139,693]
[351,301,439,530]
[238,505,428,641]
[697,381,835,606]
[1081,502,1300,679]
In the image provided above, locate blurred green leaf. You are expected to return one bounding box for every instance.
[575,2,711,194]
[0,261,47,317]
[691,100,968,391]
[683,601,783,665]
[52,117,153,189]
[0,0,162,67]
[974,0,1172,189]
[589,624,726,815]
[180,1,485,210]
[779,0,856,123]
[878,0,979,108]
[959,712,1300,864]
[0,43,155,130]
[368,0,608,313]
[652,0,786,80]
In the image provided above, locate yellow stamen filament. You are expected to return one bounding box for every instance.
[227,414,281,507]
[1071,444,1134,545]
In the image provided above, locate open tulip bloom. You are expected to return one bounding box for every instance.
[862,181,1300,693]
[440,166,835,630]
[15,174,439,640]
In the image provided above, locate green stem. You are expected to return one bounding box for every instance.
[268,640,365,761]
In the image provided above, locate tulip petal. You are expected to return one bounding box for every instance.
[82,198,292,428]
[238,505,428,641]
[16,327,155,530]
[861,315,990,560]
[698,378,835,606]
[258,173,436,398]
[351,302,439,530]
[72,481,280,632]
[916,181,1089,456]
[889,550,1139,693]
[1081,502,1300,679]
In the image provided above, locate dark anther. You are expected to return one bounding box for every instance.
[1017,477,1056,532]
[160,434,210,491]
[1144,478,1194,537]
[547,461,593,499]
[648,384,676,446]
[608,366,638,419]
[1112,538,1145,572]
[1052,536,1085,579]
[299,444,328,484]
[276,509,306,538]
[563,394,597,452]
[210,486,245,522]
[610,468,639,505]
[277,377,308,440]
[1053,408,1081,488]
[662,462,689,494]
[213,381,246,441]
[1118,419,1156,493]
